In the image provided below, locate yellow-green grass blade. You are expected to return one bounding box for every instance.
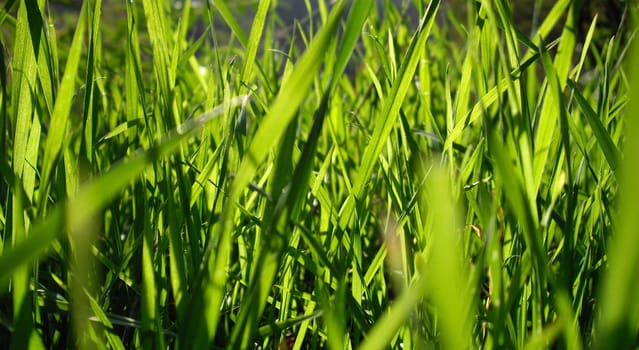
[8,1,46,347]
[141,202,163,349]
[10,0,39,192]
[420,166,473,349]
[538,29,576,254]
[240,0,270,85]
[531,0,579,192]
[125,0,143,142]
[80,0,103,165]
[360,165,472,349]
[141,0,173,132]
[10,182,45,349]
[34,1,54,117]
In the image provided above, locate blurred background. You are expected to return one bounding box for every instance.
[45,0,628,42]
[39,0,630,73]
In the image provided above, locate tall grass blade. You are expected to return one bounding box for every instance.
[340,0,440,228]
[595,7,639,348]
[41,2,86,192]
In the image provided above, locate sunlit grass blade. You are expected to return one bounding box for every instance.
[240,0,270,84]
[531,0,579,192]
[10,0,39,192]
[40,1,87,193]
[420,166,473,349]
[8,1,46,347]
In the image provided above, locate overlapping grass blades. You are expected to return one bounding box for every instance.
[0,0,637,348]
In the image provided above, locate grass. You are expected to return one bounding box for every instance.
[0,0,638,348]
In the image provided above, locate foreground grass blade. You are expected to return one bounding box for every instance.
[360,165,472,349]
[595,7,639,348]
[0,97,246,287]
[419,166,473,349]
[9,1,47,347]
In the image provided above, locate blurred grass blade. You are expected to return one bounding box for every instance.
[210,0,248,47]
[361,165,472,349]
[0,96,246,287]
[595,7,639,348]
[420,166,473,349]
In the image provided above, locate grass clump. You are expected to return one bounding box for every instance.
[0,0,638,348]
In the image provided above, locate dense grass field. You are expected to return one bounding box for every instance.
[1,0,639,348]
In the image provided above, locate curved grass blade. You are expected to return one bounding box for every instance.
[230,1,374,346]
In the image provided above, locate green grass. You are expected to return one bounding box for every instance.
[0,0,638,348]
